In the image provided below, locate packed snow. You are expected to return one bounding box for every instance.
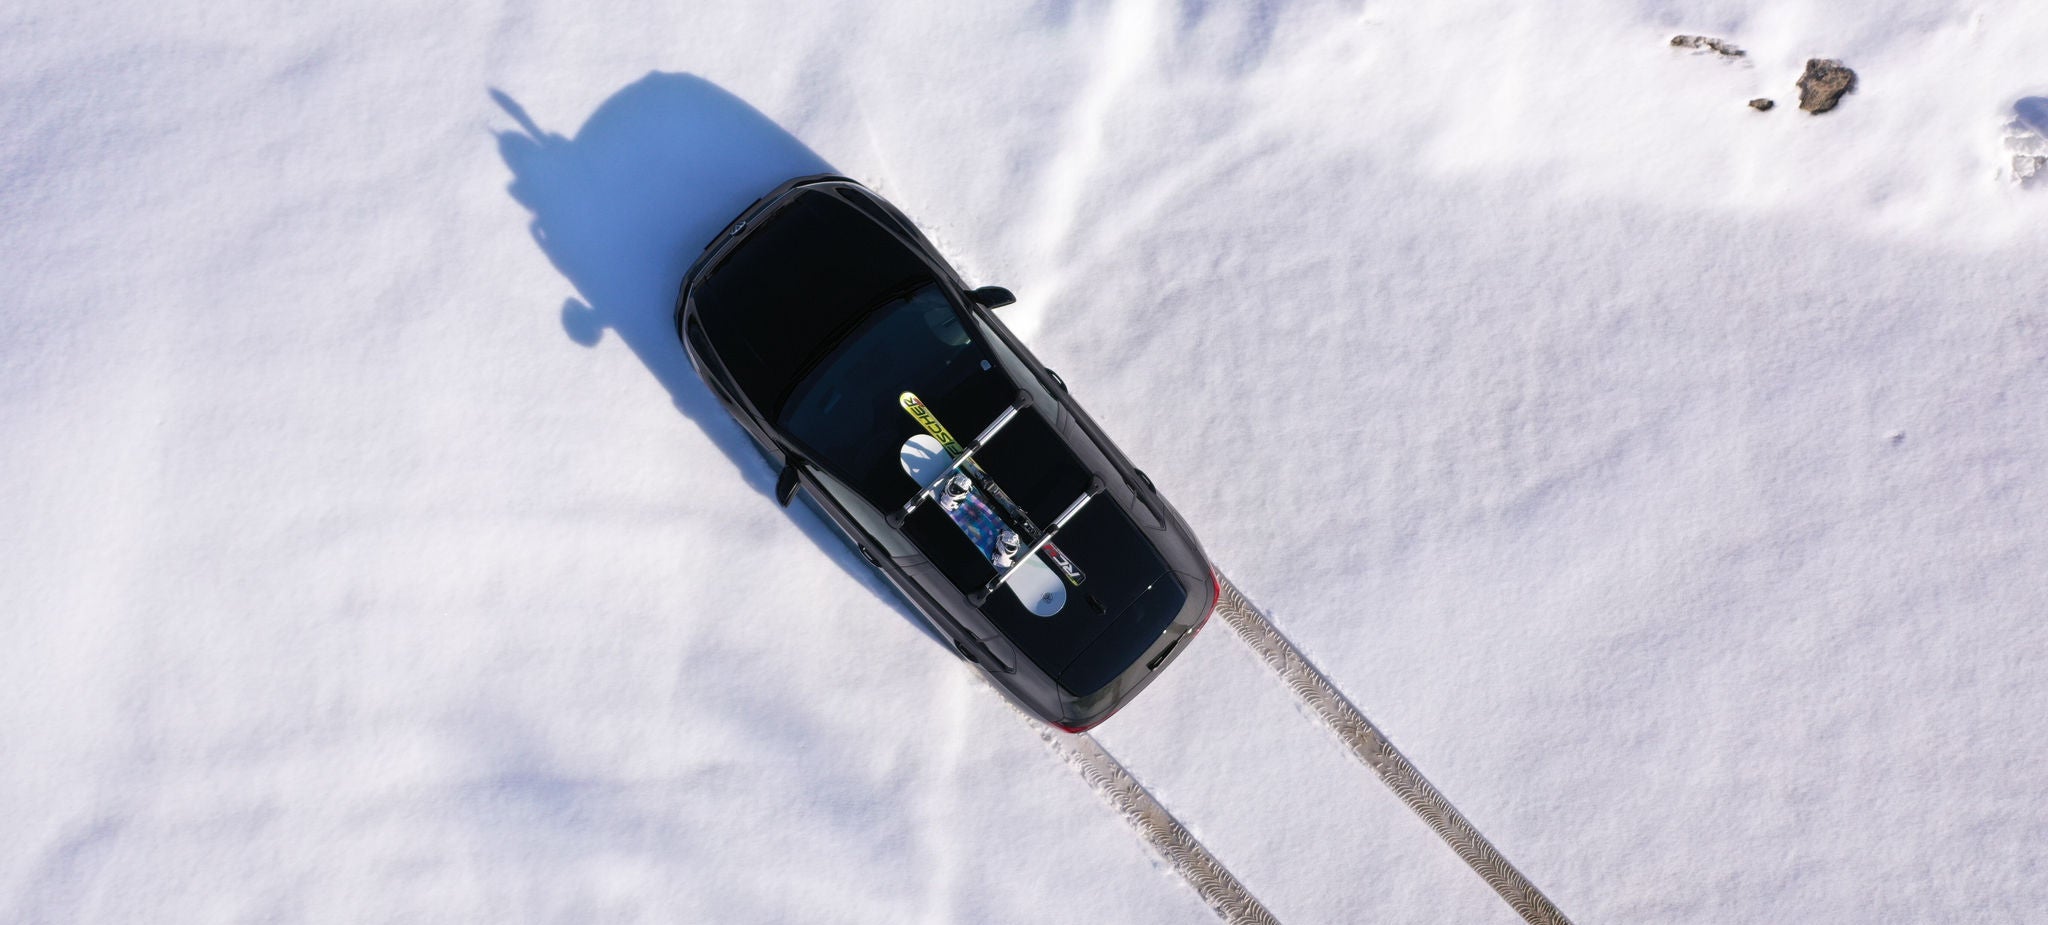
[5,0,2045,921]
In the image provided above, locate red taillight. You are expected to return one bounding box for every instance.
[1055,704,1123,733]
[1198,568,1221,631]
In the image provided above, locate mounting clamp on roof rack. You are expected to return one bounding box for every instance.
[887,391,1035,528]
[970,476,1104,607]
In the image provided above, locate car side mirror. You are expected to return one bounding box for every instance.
[968,286,1016,309]
[775,464,801,507]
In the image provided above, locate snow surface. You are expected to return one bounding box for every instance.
[5,0,2047,921]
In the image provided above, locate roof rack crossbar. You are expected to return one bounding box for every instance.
[887,392,1033,528]
[970,477,1103,606]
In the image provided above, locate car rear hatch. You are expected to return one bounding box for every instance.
[1053,570,1191,697]
[969,479,1179,693]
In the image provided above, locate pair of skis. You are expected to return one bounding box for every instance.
[899,392,1084,583]
[897,392,1089,613]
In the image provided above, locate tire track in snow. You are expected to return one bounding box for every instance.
[1014,702,1280,925]
[1213,575,1575,925]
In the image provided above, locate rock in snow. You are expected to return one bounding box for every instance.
[1670,34,1745,57]
[1797,59,1857,113]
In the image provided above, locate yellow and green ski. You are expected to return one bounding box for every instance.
[900,391,1087,586]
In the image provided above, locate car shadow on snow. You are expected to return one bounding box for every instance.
[492,73,942,646]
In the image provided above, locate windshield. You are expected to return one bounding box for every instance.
[778,283,987,500]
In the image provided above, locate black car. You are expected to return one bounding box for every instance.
[674,174,1216,731]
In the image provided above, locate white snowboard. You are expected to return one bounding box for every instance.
[900,434,1066,617]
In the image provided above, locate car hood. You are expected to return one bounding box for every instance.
[692,188,931,417]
